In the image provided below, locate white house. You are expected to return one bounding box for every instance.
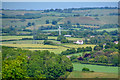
[64,35,71,37]
[73,40,83,45]
[114,41,118,44]
[90,36,95,38]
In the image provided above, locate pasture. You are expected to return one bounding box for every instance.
[67,53,83,56]
[63,44,95,49]
[67,71,118,78]
[1,36,33,40]
[67,63,119,78]
[1,36,95,54]
[48,36,84,41]
[73,63,118,73]
[67,52,90,57]
[96,28,118,32]
[0,44,69,54]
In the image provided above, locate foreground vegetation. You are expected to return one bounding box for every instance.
[2,46,73,79]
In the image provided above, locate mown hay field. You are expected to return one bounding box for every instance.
[67,71,118,78]
[1,36,33,40]
[1,44,69,54]
[64,44,96,49]
[96,28,118,32]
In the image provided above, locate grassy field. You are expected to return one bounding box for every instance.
[67,71,118,78]
[42,29,69,32]
[48,36,84,41]
[1,36,95,54]
[96,28,118,32]
[73,63,118,73]
[67,52,90,57]
[1,36,33,40]
[0,44,68,54]
[1,40,44,44]
[64,44,95,49]
[1,36,84,41]
[1,40,60,44]
[67,63,119,78]
[67,53,83,57]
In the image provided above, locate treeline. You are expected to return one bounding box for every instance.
[61,47,92,55]
[2,46,73,79]
[49,29,118,39]
[43,7,118,13]
[2,12,42,19]
[70,48,119,66]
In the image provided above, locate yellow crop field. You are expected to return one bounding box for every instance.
[1,36,33,40]
[28,46,68,54]
[1,44,69,54]
[64,44,96,49]
[48,36,84,41]
[48,36,57,40]
[1,44,57,48]
[66,37,84,41]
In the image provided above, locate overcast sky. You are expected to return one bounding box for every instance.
[2,0,120,2]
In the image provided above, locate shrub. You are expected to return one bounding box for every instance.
[82,67,90,72]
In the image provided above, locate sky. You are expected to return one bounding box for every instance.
[2,0,120,2]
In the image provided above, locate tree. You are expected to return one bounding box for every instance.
[82,67,90,72]
[27,22,32,26]
[2,55,28,79]
[52,20,57,25]
[2,47,73,79]
[34,34,48,40]
[46,20,49,24]
[32,22,35,26]
[67,21,71,24]
[70,56,77,61]
[105,42,115,49]
[57,35,66,41]
[44,40,53,45]
[94,45,102,51]
[61,39,69,43]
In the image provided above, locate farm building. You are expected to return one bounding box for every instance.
[90,36,95,38]
[73,40,83,45]
[64,35,71,37]
[114,41,118,44]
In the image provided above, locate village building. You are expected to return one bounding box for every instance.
[103,43,106,46]
[64,35,71,37]
[90,36,95,38]
[66,56,71,59]
[73,40,83,45]
[114,41,118,44]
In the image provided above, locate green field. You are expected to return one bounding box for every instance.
[1,36,33,40]
[42,29,69,32]
[1,36,95,54]
[67,53,83,57]
[1,43,69,54]
[67,63,119,78]
[48,36,84,41]
[67,52,90,57]
[96,28,118,32]
[73,63,118,73]
[67,71,118,78]
[64,44,95,49]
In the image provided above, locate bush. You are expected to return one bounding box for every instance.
[34,34,48,40]
[82,67,90,72]
[44,40,53,45]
